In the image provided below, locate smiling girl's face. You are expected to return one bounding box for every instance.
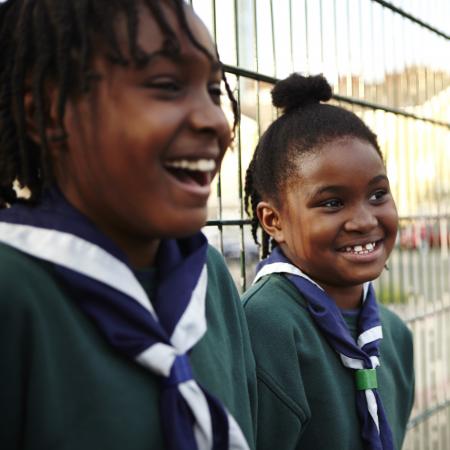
[52,3,230,268]
[258,137,398,308]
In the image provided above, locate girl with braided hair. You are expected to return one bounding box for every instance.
[243,73,414,450]
[0,1,256,449]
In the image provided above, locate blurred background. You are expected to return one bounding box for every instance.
[189,0,450,448]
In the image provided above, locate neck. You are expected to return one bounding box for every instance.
[84,218,161,268]
[56,183,161,269]
[118,237,161,269]
[319,283,364,309]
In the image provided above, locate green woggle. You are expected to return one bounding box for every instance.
[355,368,378,390]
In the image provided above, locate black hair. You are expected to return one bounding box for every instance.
[0,0,238,208]
[244,73,382,258]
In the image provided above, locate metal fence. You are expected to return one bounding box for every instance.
[190,0,450,448]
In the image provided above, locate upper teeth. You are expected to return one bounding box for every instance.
[345,242,376,254]
[165,159,216,172]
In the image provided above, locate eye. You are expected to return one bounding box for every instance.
[208,82,223,104]
[370,189,389,203]
[321,199,343,209]
[143,77,182,94]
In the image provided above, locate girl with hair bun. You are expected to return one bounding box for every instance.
[243,73,414,450]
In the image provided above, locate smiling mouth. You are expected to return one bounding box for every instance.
[339,240,381,255]
[164,158,216,187]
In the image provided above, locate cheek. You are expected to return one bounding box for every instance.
[307,221,334,246]
[386,203,399,233]
[219,121,232,152]
[289,228,313,259]
[382,207,399,247]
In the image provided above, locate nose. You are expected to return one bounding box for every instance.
[344,203,378,233]
[188,91,231,148]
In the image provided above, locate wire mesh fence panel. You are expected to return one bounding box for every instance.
[194,0,450,447]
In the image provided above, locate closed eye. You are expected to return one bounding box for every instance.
[143,78,181,93]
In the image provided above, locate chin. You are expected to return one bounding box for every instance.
[168,214,208,239]
[345,269,384,285]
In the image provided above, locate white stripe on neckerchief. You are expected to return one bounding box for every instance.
[254,247,394,450]
[0,191,249,450]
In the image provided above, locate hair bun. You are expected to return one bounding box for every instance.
[271,73,332,113]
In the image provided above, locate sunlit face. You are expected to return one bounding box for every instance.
[262,137,398,302]
[53,3,231,267]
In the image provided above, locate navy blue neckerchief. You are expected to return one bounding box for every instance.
[0,189,249,450]
[255,247,394,450]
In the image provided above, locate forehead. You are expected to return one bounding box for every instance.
[116,2,217,63]
[290,138,386,192]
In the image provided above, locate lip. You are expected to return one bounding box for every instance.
[161,148,222,201]
[162,163,213,202]
[164,148,221,164]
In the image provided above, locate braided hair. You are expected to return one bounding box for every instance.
[244,73,382,258]
[0,0,238,208]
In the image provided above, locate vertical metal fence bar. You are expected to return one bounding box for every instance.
[396,9,406,316]
[333,0,340,94]
[212,0,224,254]
[304,0,310,74]
[232,0,247,291]
[269,0,277,77]
[378,2,387,297]
[288,0,295,74]
[318,0,324,77]
[211,0,225,255]
[345,0,352,97]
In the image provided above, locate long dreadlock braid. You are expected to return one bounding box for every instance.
[244,73,382,258]
[0,0,238,208]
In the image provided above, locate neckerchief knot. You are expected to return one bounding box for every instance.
[164,354,194,387]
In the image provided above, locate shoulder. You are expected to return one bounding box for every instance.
[378,304,413,342]
[205,244,238,297]
[242,275,312,426]
[204,244,247,326]
[0,241,36,274]
[0,243,75,366]
[242,275,315,353]
[378,304,414,370]
[0,243,70,327]
[242,274,312,375]
[206,243,229,273]
[0,243,56,300]
[243,272,303,305]
[242,274,306,325]
[377,305,415,434]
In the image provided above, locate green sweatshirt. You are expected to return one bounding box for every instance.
[243,273,414,450]
[0,243,256,450]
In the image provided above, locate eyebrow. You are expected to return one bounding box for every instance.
[309,174,390,198]
[368,174,389,185]
[135,48,222,74]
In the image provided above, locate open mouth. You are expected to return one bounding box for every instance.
[164,159,216,187]
[339,240,381,255]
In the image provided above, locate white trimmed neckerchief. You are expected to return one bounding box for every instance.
[254,246,394,450]
[0,189,250,450]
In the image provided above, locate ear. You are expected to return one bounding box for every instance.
[256,201,286,244]
[24,84,66,147]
